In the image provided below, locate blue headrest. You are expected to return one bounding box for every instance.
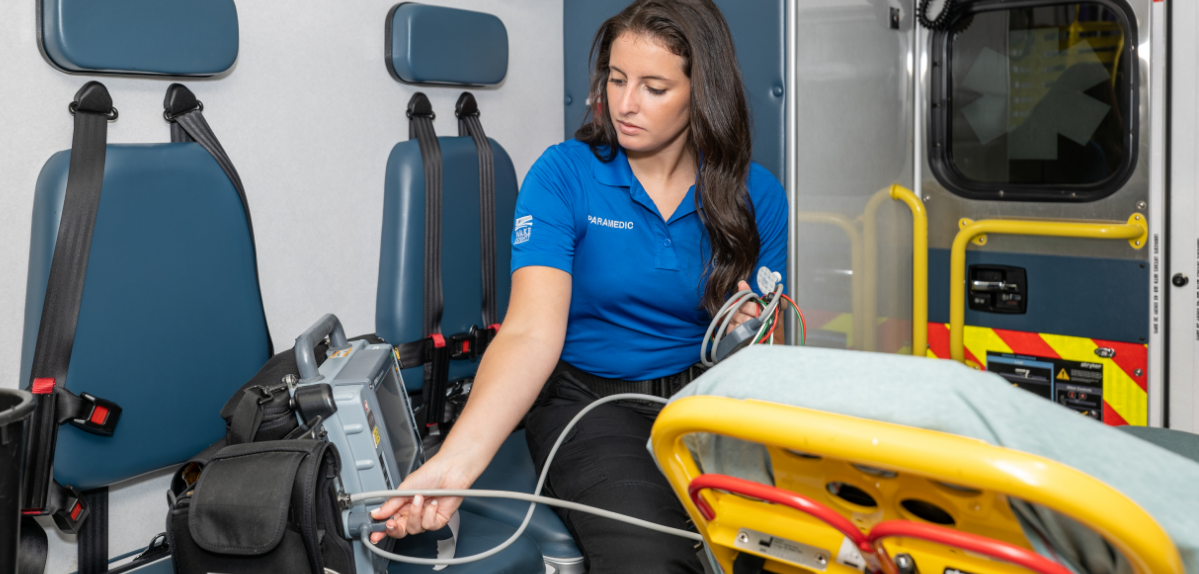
[376,137,517,391]
[20,144,271,489]
[41,0,239,76]
[562,0,786,181]
[386,3,509,86]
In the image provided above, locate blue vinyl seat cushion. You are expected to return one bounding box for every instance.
[376,137,516,391]
[388,509,545,573]
[40,0,239,76]
[386,3,509,85]
[20,143,271,490]
[461,430,581,561]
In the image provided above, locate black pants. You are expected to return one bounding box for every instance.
[525,368,704,574]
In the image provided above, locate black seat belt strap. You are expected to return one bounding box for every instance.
[455,92,499,332]
[77,487,108,574]
[163,83,274,355]
[21,82,117,531]
[407,93,450,430]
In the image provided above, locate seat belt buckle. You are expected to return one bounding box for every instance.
[450,325,499,361]
[48,483,88,534]
[67,392,122,437]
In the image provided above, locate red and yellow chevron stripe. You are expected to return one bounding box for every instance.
[805,312,1147,426]
[927,323,1147,426]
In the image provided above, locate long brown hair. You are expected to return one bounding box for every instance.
[575,0,759,316]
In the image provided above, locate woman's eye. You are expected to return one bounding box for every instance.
[608,78,624,86]
[647,87,665,96]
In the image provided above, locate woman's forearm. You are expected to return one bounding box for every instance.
[434,329,562,484]
[425,266,572,486]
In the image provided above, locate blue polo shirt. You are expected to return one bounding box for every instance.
[512,139,788,380]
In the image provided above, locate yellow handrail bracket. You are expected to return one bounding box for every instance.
[948,216,1148,363]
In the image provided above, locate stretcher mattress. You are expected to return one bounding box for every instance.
[667,346,1199,572]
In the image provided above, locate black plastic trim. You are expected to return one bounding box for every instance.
[928,0,1140,203]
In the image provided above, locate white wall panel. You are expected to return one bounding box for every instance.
[0,1,563,570]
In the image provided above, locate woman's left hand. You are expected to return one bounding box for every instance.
[726,280,759,334]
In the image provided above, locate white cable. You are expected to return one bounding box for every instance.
[701,283,785,367]
[701,289,757,367]
[349,393,696,566]
[356,490,703,541]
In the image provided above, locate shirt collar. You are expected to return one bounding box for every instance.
[590,145,634,188]
[590,144,703,222]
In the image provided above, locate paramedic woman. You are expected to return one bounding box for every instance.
[372,0,788,571]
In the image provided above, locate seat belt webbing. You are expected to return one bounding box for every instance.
[407,92,449,427]
[21,81,115,516]
[455,92,498,328]
[164,83,273,355]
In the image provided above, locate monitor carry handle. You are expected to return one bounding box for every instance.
[295,314,351,383]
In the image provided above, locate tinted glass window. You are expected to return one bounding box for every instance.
[941,3,1133,196]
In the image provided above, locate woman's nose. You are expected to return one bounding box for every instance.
[616,86,638,116]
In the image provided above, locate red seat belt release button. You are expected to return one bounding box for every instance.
[69,392,122,437]
[431,333,446,349]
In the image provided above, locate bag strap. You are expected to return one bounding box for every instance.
[405,93,451,431]
[163,83,273,355]
[21,81,119,532]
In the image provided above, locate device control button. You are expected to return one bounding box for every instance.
[1173,273,1189,287]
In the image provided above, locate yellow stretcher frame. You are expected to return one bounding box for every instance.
[948,216,1147,363]
[651,395,1183,574]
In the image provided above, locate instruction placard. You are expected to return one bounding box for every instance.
[986,352,1103,421]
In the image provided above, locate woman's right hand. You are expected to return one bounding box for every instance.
[369,453,471,543]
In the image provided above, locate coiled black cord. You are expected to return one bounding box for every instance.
[917,0,958,30]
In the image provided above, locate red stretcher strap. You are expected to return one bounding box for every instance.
[869,521,1075,574]
[688,474,873,552]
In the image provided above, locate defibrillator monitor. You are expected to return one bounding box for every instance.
[292,314,424,574]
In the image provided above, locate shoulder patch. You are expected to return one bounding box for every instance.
[515,215,533,244]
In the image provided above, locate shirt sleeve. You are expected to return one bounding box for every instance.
[511,147,580,275]
[748,165,789,296]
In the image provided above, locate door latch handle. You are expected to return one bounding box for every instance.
[970,280,1017,292]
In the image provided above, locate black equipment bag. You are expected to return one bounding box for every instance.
[166,440,354,574]
[163,332,391,574]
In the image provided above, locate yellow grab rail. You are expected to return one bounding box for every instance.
[796,212,864,349]
[949,215,1147,363]
[864,184,928,357]
[650,395,1183,574]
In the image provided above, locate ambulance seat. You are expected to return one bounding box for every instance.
[377,4,582,571]
[653,347,1199,574]
[20,143,271,491]
[376,128,582,574]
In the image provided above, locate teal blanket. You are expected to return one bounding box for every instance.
[669,346,1199,573]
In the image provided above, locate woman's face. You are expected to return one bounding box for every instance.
[605,32,692,154]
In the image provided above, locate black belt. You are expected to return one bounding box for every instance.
[552,361,708,400]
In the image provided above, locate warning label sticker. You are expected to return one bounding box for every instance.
[330,348,353,359]
[365,400,381,448]
[986,352,1103,421]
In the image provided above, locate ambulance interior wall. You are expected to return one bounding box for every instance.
[0,2,564,571]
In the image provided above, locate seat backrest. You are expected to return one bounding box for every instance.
[563,0,786,181]
[20,143,271,490]
[377,3,515,391]
[376,137,517,390]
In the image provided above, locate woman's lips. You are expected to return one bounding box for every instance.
[617,120,643,135]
